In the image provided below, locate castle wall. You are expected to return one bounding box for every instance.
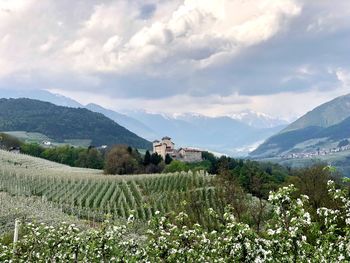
[153,137,202,162]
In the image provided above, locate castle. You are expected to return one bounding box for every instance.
[153,137,202,163]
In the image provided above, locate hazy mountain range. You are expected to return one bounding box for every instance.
[0,89,288,156]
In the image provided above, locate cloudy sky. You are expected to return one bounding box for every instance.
[0,0,349,120]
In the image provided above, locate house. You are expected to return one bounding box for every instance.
[43,141,52,146]
[153,137,202,162]
[178,148,202,163]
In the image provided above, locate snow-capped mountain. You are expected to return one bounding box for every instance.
[0,89,288,156]
[126,110,287,156]
[230,110,289,129]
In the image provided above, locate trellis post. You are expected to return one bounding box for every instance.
[13,219,20,252]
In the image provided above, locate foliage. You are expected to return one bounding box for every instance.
[0,133,21,150]
[75,147,104,169]
[104,145,142,174]
[105,146,166,174]
[213,156,289,199]
[21,143,104,169]
[150,152,163,166]
[202,151,218,173]
[286,164,342,214]
[1,182,349,262]
[164,160,190,173]
[143,150,151,165]
[165,153,173,165]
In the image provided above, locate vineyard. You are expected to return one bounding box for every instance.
[0,192,81,235]
[0,150,219,224]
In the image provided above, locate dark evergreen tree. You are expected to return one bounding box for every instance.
[165,153,173,165]
[150,153,162,165]
[144,150,151,165]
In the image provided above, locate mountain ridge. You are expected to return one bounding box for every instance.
[281,93,350,133]
[0,89,288,156]
[251,93,350,158]
[0,98,151,149]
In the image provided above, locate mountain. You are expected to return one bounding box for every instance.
[0,89,83,108]
[0,98,151,149]
[127,111,286,156]
[0,89,288,156]
[251,93,350,158]
[282,94,350,133]
[230,110,289,129]
[85,103,157,140]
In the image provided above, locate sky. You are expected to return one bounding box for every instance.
[0,0,349,120]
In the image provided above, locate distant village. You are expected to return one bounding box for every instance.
[153,136,202,163]
[280,143,350,160]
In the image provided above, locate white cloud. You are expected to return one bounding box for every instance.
[336,68,350,87]
[0,0,350,119]
[58,0,301,74]
[39,36,57,53]
[103,35,122,52]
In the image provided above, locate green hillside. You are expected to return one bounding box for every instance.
[0,98,151,149]
[282,93,350,133]
[251,94,350,158]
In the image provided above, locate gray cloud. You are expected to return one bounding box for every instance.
[0,0,349,118]
[139,4,157,19]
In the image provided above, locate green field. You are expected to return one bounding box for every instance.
[2,131,92,147]
[0,150,218,225]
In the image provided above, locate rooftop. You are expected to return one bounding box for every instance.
[179,148,202,153]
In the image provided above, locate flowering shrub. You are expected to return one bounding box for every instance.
[1,182,349,262]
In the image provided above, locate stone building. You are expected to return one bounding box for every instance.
[153,136,202,162]
[178,148,202,163]
[153,136,176,160]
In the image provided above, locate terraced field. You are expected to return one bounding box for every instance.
[0,150,218,223]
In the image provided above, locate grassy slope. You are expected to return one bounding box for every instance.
[282,93,350,133]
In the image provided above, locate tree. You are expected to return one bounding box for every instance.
[202,151,218,174]
[144,150,151,166]
[75,148,104,169]
[150,153,162,165]
[0,133,22,150]
[145,162,165,173]
[21,143,44,157]
[164,160,189,173]
[104,145,140,175]
[214,169,248,222]
[164,154,173,165]
[286,164,341,214]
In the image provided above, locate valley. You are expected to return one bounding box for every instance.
[1,1,350,260]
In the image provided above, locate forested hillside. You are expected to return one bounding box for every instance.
[282,93,350,133]
[251,94,350,158]
[0,98,151,149]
